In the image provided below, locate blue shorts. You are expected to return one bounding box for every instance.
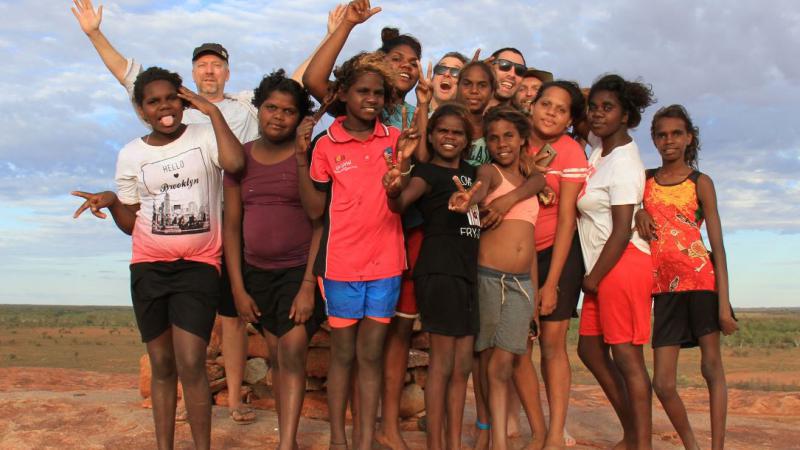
[321,276,401,322]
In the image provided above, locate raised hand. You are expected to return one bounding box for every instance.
[295,116,316,164]
[327,3,348,34]
[177,86,217,116]
[471,48,482,63]
[344,0,381,26]
[634,209,658,241]
[72,190,117,219]
[415,61,433,106]
[71,0,103,35]
[382,149,404,198]
[448,177,483,213]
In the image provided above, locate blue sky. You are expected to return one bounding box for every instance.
[1,0,798,307]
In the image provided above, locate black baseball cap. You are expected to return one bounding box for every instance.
[192,43,229,62]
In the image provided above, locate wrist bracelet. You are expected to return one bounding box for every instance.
[400,164,414,177]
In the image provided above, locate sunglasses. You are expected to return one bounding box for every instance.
[492,59,526,77]
[433,64,461,77]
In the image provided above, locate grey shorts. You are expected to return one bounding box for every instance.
[474,266,536,355]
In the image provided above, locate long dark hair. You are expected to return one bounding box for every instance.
[589,74,655,128]
[651,104,701,169]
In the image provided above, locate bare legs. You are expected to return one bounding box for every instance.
[220,316,248,415]
[512,341,547,449]
[653,332,727,450]
[264,325,311,450]
[376,316,415,450]
[148,326,211,450]
[473,355,491,450]
[328,319,390,450]
[425,333,474,450]
[539,319,572,449]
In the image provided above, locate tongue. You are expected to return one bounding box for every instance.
[159,115,175,127]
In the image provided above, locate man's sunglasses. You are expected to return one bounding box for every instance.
[433,64,461,77]
[492,59,526,77]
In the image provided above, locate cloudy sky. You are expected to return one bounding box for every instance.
[1,0,798,307]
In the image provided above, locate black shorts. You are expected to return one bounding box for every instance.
[243,263,326,338]
[130,260,220,343]
[218,260,238,318]
[537,233,585,322]
[652,291,733,348]
[415,274,479,337]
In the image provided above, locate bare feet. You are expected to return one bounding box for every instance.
[375,427,410,450]
[474,428,490,450]
[543,427,577,449]
[523,434,546,450]
[329,442,348,450]
[611,439,627,450]
[507,413,522,439]
[564,428,576,447]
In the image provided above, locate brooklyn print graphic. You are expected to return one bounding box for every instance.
[141,148,212,235]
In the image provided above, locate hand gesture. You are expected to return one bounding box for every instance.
[344,0,381,26]
[234,289,261,325]
[327,3,348,34]
[177,86,216,116]
[538,185,556,207]
[295,116,315,164]
[72,190,116,219]
[448,177,483,213]
[634,209,658,241]
[470,48,482,63]
[289,282,316,325]
[394,106,420,161]
[71,0,103,35]
[719,311,739,336]
[415,61,434,107]
[382,145,405,198]
[538,282,558,316]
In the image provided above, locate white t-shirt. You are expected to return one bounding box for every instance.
[577,133,649,272]
[115,124,223,269]
[122,58,259,143]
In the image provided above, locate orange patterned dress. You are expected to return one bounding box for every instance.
[643,170,716,294]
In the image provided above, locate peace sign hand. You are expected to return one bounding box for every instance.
[72,190,117,219]
[415,61,434,106]
[448,177,483,213]
[177,86,216,116]
[71,0,103,35]
[344,0,381,26]
[327,3,348,34]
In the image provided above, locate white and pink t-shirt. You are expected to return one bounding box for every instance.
[115,124,223,269]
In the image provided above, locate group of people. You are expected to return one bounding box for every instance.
[70,1,738,449]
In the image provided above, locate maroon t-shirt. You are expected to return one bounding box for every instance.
[223,142,312,270]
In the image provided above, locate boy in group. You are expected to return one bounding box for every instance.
[72,0,258,424]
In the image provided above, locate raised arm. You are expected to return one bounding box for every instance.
[413,61,434,162]
[178,87,245,173]
[71,0,129,84]
[295,117,327,220]
[697,174,737,334]
[302,0,381,101]
[291,4,347,85]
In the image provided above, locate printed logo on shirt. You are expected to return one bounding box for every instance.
[333,153,357,174]
[141,148,211,235]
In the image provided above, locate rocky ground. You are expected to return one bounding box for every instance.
[1,367,799,449]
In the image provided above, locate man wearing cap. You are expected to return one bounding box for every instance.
[71,1,258,143]
[72,0,258,425]
[514,67,555,114]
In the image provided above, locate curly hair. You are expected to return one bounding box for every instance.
[378,27,422,59]
[588,74,655,129]
[133,66,183,106]
[251,69,313,118]
[651,104,701,169]
[533,80,586,123]
[427,102,473,155]
[483,106,535,177]
[328,52,397,118]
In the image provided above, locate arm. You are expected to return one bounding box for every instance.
[222,184,261,323]
[413,61,433,163]
[697,174,737,334]
[289,219,323,324]
[539,181,581,315]
[386,176,428,213]
[295,117,327,220]
[302,0,381,101]
[582,204,634,294]
[178,87,245,173]
[291,4,347,84]
[71,0,129,84]
[71,190,139,235]
[448,163,494,213]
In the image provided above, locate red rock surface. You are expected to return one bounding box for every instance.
[1,367,799,449]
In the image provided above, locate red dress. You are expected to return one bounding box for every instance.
[643,170,716,294]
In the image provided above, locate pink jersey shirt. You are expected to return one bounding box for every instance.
[309,117,406,281]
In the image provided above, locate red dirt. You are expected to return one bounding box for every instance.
[1,368,798,449]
